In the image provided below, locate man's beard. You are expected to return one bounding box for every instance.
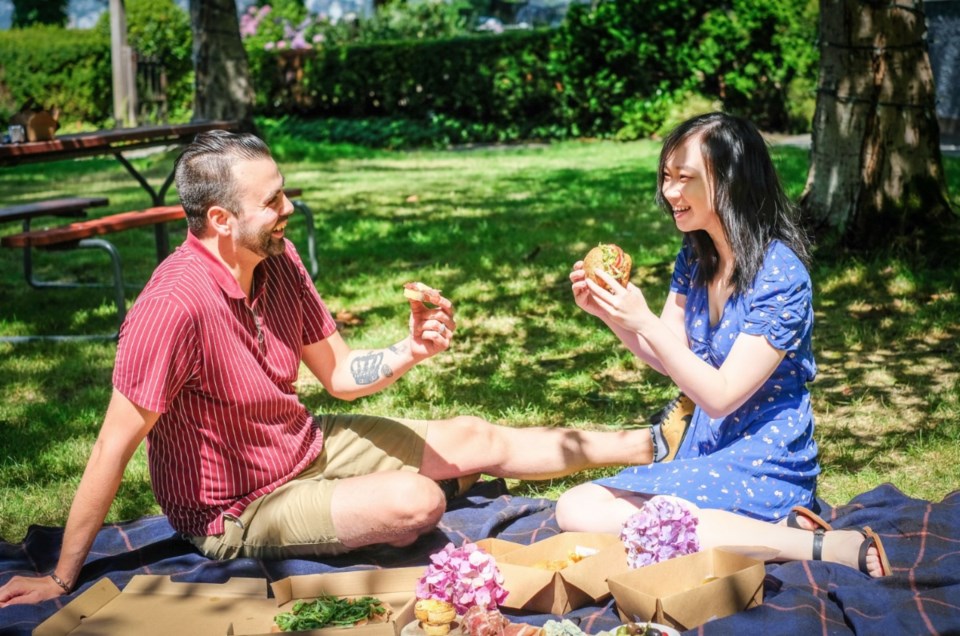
[238,223,286,258]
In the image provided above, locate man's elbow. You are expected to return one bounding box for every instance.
[323,382,362,402]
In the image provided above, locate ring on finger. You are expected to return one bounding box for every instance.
[438,323,446,334]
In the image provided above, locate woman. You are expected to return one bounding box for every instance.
[556,112,819,527]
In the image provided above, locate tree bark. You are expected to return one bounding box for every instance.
[800,0,954,251]
[190,0,255,130]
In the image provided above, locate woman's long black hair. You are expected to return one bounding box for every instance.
[654,112,811,294]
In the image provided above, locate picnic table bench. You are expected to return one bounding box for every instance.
[0,196,110,224]
[1,188,316,343]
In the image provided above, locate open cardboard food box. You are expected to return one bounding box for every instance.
[607,548,765,632]
[32,536,759,636]
[33,567,423,636]
[490,532,629,615]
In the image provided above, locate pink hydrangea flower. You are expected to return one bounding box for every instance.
[416,542,509,614]
[620,496,700,568]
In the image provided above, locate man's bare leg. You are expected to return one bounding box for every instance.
[328,416,650,550]
[415,415,654,481]
[330,471,445,549]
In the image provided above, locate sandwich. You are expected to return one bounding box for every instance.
[404,281,443,306]
[582,243,632,291]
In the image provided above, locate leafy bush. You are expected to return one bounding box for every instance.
[240,0,471,51]
[12,0,67,27]
[249,29,556,125]
[691,0,818,131]
[548,0,709,138]
[0,25,111,127]
[0,0,818,139]
[247,0,819,143]
[0,1,193,129]
[256,114,501,153]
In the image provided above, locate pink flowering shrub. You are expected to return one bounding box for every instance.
[240,3,323,51]
[239,5,272,38]
[620,496,700,568]
[416,542,509,614]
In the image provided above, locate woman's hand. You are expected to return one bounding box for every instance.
[570,260,611,319]
[585,269,657,334]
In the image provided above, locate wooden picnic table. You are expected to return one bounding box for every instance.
[0,196,110,225]
[0,121,242,342]
[0,120,241,258]
[0,120,241,207]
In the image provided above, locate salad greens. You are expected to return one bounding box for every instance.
[274,594,389,632]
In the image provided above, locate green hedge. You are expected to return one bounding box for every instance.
[0,0,817,140]
[0,0,192,129]
[247,0,817,140]
[0,25,112,127]
[250,30,555,126]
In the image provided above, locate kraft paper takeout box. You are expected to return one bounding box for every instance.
[33,575,275,636]
[607,548,765,631]
[230,566,422,636]
[492,532,629,615]
[33,567,422,636]
[473,537,525,559]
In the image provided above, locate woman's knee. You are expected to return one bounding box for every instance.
[555,483,600,531]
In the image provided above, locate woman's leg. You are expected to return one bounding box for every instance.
[696,507,886,577]
[555,483,650,533]
[556,486,886,578]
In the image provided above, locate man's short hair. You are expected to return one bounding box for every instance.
[174,130,273,234]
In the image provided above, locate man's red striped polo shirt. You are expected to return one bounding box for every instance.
[113,233,337,536]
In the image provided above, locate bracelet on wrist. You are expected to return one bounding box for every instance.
[49,572,71,594]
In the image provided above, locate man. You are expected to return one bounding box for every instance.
[0,131,651,606]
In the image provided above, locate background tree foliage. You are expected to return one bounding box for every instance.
[12,0,67,28]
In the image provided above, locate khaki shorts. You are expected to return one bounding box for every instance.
[188,414,427,560]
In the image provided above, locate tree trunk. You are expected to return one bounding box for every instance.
[190,0,255,130]
[800,0,955,251]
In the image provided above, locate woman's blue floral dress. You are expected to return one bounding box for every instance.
[596,239,820,521]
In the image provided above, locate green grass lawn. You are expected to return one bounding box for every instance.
[1,134,958,542]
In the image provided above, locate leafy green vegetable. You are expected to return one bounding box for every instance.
[274,595,389,632]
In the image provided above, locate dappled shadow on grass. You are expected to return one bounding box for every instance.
[0,150,190,339]
[297,154,682,424]
[809,251,960,473]
[0,341,113,475]
[306,165,670,284]
[0,339,157,538]
[3,138,957,535]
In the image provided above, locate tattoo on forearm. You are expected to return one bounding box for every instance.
[388,343,407,355]
[380,364,394,378]
[351,352,384,385]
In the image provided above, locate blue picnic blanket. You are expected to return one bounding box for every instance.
[1,480,958,635]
